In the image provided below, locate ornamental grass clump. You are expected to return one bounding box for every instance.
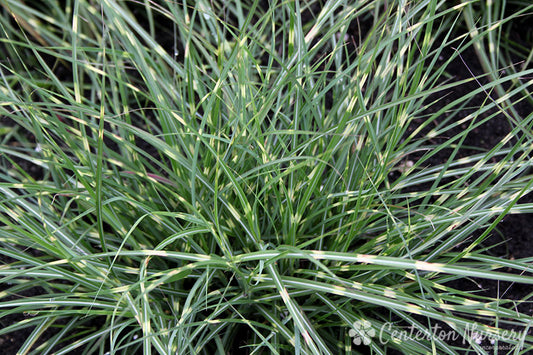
[0,0,533,354]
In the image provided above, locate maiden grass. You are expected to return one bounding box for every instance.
[1,0,533,353]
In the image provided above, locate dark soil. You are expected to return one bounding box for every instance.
[1,3,532,354]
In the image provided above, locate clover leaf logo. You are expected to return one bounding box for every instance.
[349,320,375,346]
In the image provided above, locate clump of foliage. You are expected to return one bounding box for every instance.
[1,0,532,354]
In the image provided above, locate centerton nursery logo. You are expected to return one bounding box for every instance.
[348,320,525,350]
[348,320,376,345]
